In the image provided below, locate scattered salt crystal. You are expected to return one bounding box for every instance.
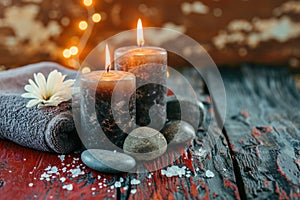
[34,177,36,180]
[131,189,137,194]
[46,178,50,181]
[60,177,66,182]
[92,192,95,195]
[148,182,152,186]
[62,167,67,172]
[99,186,103,189]
[110,185,114,189]
[28,183,33,187]
[98,182,102,185]
[69,168,84,177]
[29,172,33,174]
[196,167,200,172]
[58,155,65,162]
[91,187,96,191]
[49,196,53,199]
[114,181,121,188]
[8,170,12,173]
[147,174,152,179]
[112,195,115,198]
[44,166,51,171]
[119,177,124,182]
[161,166,186,178]
[123,186,128,190]
[186,174,191,178]
[97,175,101,180]
[23,158,26,161]
[130,179,141,185]
[205,170,215,178]
[47,166,58,174]
[107,189,110,192]
[62,184,73,191]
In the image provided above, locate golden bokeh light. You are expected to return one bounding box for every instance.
[92,13,101,23]
[83,0,92,7]
[70,46,79,55]
[63,49,71,58]
[78,21,88,30]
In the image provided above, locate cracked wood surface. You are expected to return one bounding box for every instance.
[0,66,299,199]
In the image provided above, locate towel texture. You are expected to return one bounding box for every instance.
[0,62,81,153]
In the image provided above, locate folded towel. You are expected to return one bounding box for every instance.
[0,62,82,153]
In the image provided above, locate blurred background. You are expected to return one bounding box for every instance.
[0,0,300,77]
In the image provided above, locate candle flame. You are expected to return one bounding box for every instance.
[137,18,144,47]
[105,44,111,73]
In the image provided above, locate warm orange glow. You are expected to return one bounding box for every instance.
[70,46,78,55]
[83,0,92,6]
[105,44,111,73]
[92,13,101,23]
[79,21,88,30]
[63,49,71,58]
[137,18,144,47]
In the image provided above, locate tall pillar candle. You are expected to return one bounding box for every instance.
[80,46,136,149]
[114,19,167,130]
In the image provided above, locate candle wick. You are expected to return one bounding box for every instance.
[106,64,110,73]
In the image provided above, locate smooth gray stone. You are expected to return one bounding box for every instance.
[166,95,205,130]
[81,149,136,173]
[123,127,167,161]
[161,120,196,145]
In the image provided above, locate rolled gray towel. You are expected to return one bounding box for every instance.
[0,62,82,153]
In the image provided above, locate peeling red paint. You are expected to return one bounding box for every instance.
[223,178,241,200]
[276,155,292,183]
[275,183,289,200]
[212,192,218,198]
[241,109,250,118]
[264,179,270,188]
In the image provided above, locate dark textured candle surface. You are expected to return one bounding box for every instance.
[80,71,136,149]
[115,46,167,130]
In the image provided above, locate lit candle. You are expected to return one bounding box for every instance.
[80,45,136,149]
[114,19,167,130]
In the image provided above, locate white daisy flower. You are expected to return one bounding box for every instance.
[21,70,75,108]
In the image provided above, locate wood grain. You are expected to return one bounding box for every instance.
[220,65,300,199]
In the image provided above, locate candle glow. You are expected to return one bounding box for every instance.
[137,18,144,47]
[105,44,111,73]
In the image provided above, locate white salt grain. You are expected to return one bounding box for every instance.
[45,166,51,171]
[205,170,215,178]
[161,166,186,178]
[131,189,137,194]
[28,183,33,187]
[62,184,73,191]
[60,177,66,182]
[130,179,141,185]
[114,181,121,188]
[91,187,96,191]
[58,155,65,162]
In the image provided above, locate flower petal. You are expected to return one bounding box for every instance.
[26,99,41,108]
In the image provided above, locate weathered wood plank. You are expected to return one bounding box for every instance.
[221,66,300,199]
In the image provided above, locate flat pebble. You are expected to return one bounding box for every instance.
[81,149,136,173]
[167,95,205,130]
[161,120,195,145]
[123,127,167,160]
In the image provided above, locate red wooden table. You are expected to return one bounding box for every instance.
[1,66,299,200]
